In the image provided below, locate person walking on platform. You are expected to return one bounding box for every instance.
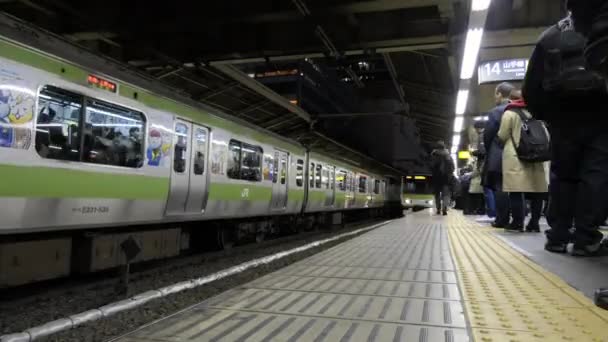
[431,141,455,216]
[482,82,515,228]
[523,9,608,256]
[496,98,549,232]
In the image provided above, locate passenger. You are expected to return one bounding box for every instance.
[471,120,496,222]
[523,11,608,255]
[430,140,455,216]
[482,82,514,228]
[567,0,608,77]
[496,97,548,232]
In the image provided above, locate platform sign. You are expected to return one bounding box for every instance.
[478,58,529,84]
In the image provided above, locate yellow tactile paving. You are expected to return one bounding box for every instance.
[447,215,608,342]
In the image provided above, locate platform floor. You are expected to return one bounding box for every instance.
[113,213,608,342]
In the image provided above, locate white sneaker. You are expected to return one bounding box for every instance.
[475,216,495,223]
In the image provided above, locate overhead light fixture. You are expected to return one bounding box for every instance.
[455,89,469,115]
[472,0,491,11]
[452,135,461,148]
[460,28,484,79]
[453,116,464,132]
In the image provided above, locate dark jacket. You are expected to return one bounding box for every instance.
[522,19,608,123]
[431,148,454,187]
[482,102,508,190]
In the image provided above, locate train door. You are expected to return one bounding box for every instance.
[185,125,210,213]
[271,150,289,210]
[166,120,192,215]
[325,166,335,207]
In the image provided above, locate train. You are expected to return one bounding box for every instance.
[0,33,404,287]
[402,175,435,210]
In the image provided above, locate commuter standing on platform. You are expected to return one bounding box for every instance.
[523,9,608,256]
[431,141,455,216]
[482,82,514,228]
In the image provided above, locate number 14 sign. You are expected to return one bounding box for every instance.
[478,58,529,84]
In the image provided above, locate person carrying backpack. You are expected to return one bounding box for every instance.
[496,98,549,232]
[523,11,608,256]
[431,141,455,216]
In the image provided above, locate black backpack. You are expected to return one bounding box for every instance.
[510,108,551,163]
[543,16,607,96]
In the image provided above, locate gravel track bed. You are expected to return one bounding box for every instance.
[0,220,384,341]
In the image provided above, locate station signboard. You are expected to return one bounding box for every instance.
[477,58,529,84]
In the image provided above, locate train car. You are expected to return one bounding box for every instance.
[0,34,402,287]
[402,175,435,210]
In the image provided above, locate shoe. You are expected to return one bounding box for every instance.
[545,241,568,254]
[526,224,541,233]
[436,210,441,215]
[571,240,608,257]
[505,224,524,232]
[442,210,448,216]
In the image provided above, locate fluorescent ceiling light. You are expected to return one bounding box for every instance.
[455,90,469,115]
[460,28,484,79]
[453,116,464,132]
[452,135,461,148]
[472,0,491,11]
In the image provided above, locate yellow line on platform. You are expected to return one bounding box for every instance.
[446,215,608,342]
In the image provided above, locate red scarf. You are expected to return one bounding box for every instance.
[505,99,527,111]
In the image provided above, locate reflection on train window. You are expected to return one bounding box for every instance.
[193,128,206,175]
[337,170,347,191]
[172,123,188,173]
[241,143,262,181]
[322,167,329,189]
[227,140,241,179]
[273,152,279,183]
[374,179,380,194]
[315,164,322,188]
[263,154,274,181]
[359,176,367,193]
[280,155,287,185]
[36,86,82,161]
[227,139,262,181]
[83,99,145,168]
[309,163,315,188]
[296,159,304,187]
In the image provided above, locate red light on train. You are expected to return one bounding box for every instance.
[87,74,117,93]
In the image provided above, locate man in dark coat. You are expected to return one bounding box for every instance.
[523,12,608,256]
[567,0,608,78]
[482,82,514,228]
[431,141,455,216]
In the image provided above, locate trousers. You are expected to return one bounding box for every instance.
[434,184,450,213]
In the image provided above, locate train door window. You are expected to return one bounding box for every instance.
[272,152,279,183]
[263,154,274,182]
[309,163,315,187]
[35,86,83,161]
[227,140,241,179]
[321,166,329,189]
[193,128,206,175]
[171,123,188,173]
[330,167,335,190]
[241,143,262,181]
[83,98,145,168]
[337,170,347,191]
[280,154,287,184]
[359,176,367,193]
[315,164,322,188]
[296,159,304,187]
[374,179,380,194]
[382,180,386,194]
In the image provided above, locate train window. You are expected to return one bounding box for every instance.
[359,176,367,193]
[227,140,241,179]
[321,167,329,189]
[280,155,287,184]
[309,163,315,188]
[36,86,83,161]
[330,167,335,190]
[337,170,347,191]
[241,143,262,181]
[315,164,322,188]
[374,179,380,194]
[83,99,145,168]
[272,152,279,183]
[172,123,188,173]
[382,180,386,194]
[263,154,274,181]
[296,159,304,187]
[193,128,206,175]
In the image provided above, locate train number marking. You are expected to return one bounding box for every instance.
[241,188,249,198]
[72,206,110,214]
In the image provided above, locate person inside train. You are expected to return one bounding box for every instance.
[482,82,514,228]
[523,10,608,256]
[430,140,455,216]
[496,92,548,232]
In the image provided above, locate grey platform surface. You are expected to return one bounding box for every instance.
[115,217,469,342]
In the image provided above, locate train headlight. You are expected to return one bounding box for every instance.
[427,200,434,205]
[405,199,412,204]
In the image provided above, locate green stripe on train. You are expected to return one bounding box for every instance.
[208,183,271,202]
[403,194,434,200]
[0,164,168,199]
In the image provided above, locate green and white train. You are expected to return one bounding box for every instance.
[0,30,403,286]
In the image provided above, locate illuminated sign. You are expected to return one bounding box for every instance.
[87,74,117,93]
[458,151,471,160]
[414,176,427,180]
[478,58,529,84]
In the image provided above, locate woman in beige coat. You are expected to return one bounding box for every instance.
[497,100,548,232]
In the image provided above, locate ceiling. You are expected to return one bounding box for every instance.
[0,0,564,173]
